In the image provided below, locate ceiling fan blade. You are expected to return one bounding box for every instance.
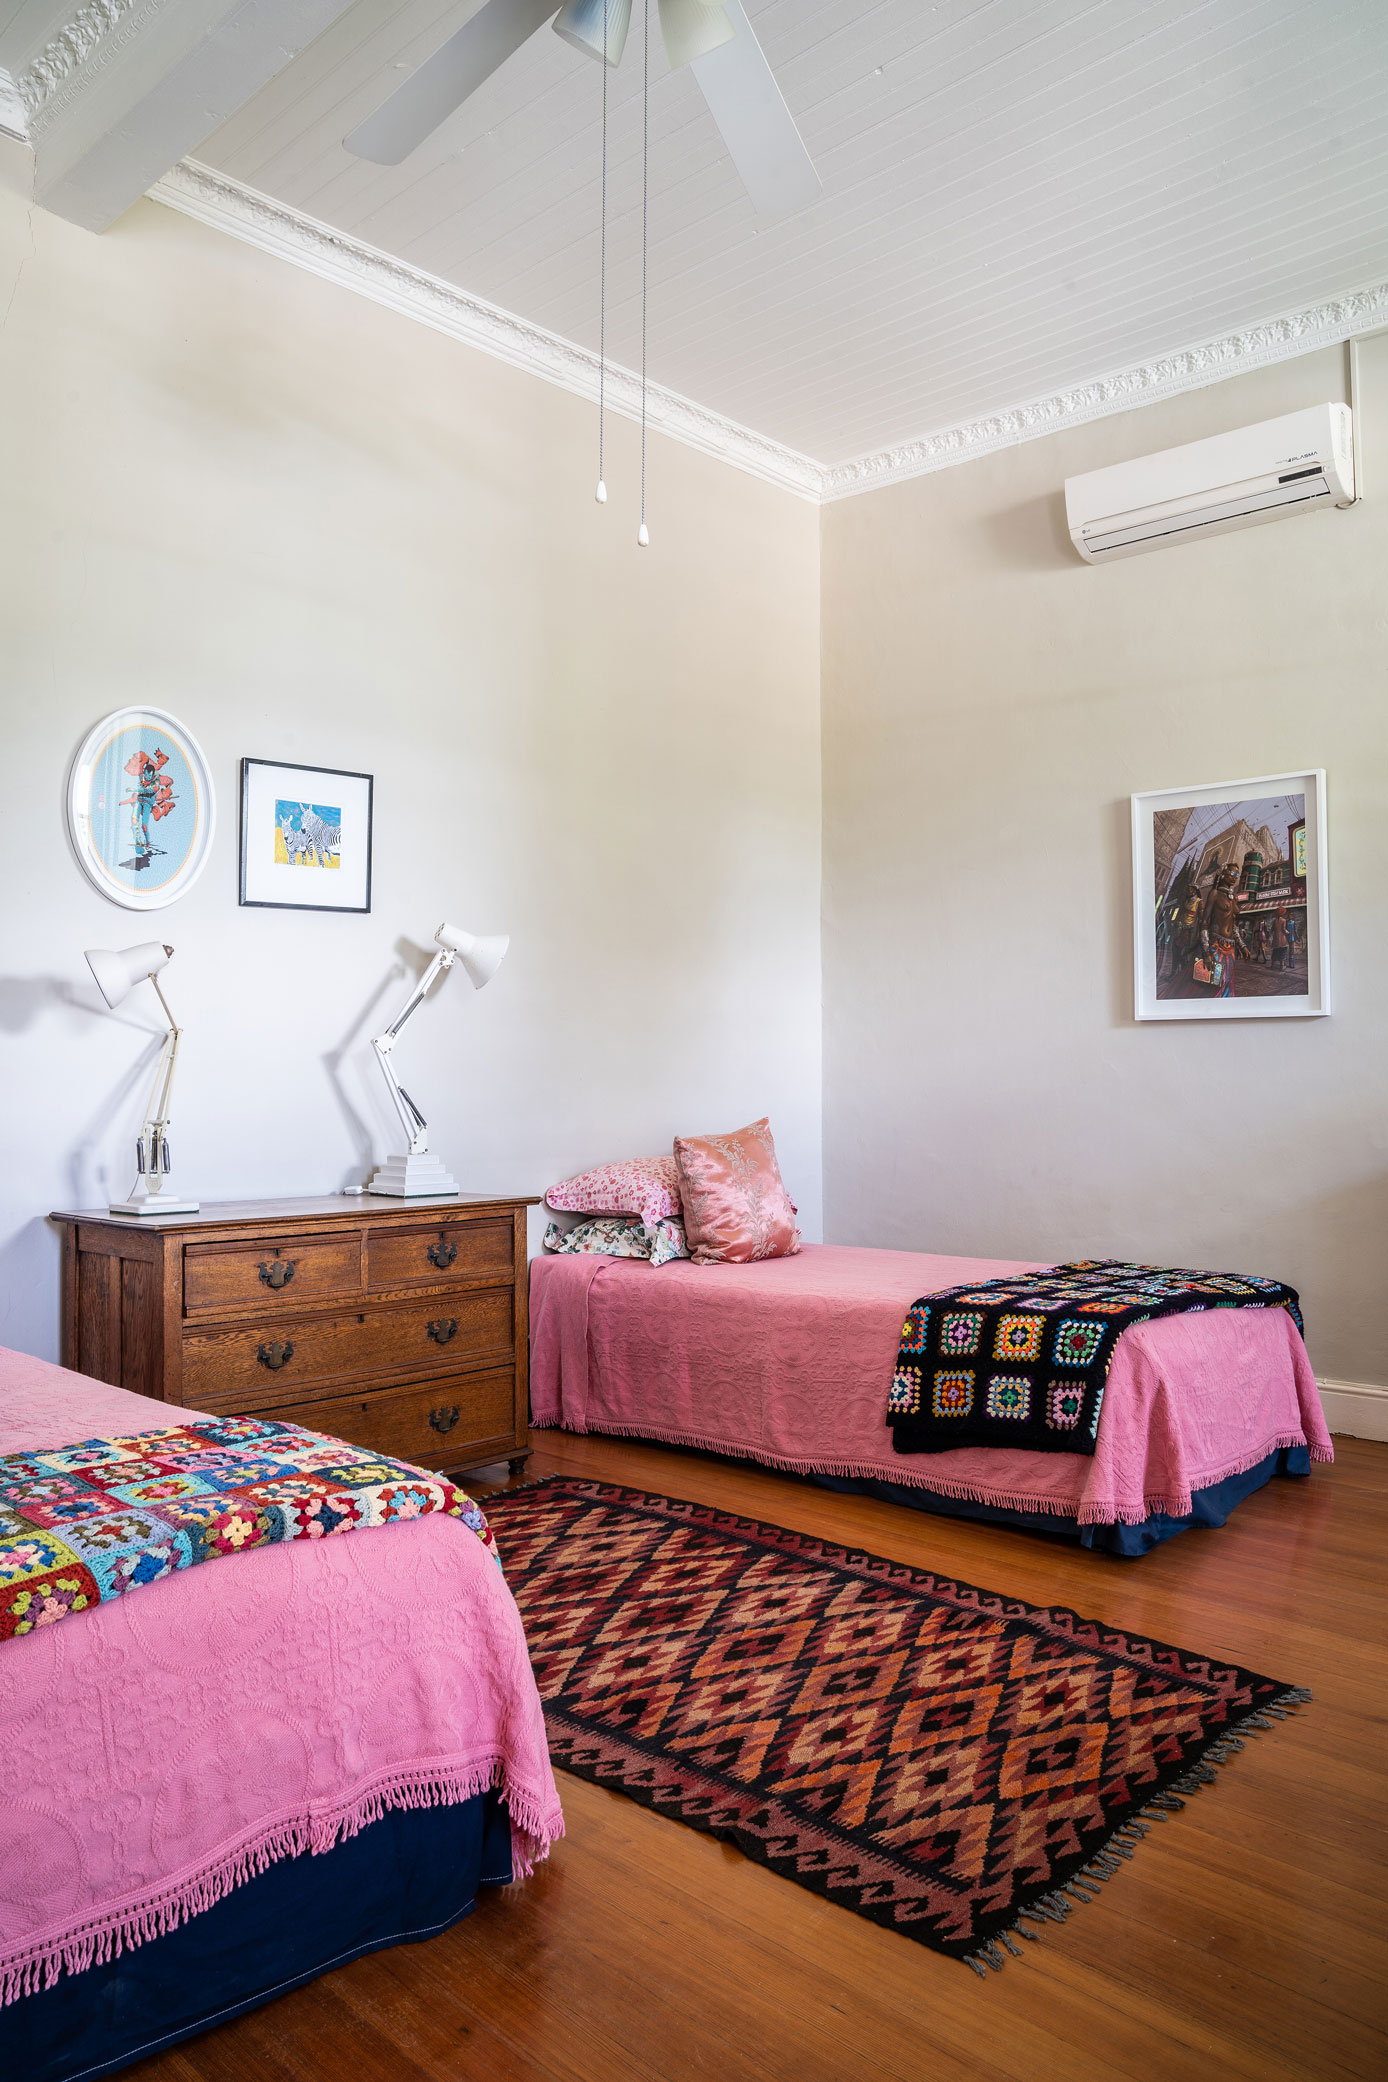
[690,0,820,222]
[345,0,559,166]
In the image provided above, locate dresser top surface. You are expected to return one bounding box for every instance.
[50,1192,540,1229]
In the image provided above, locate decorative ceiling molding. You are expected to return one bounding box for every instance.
[147,160,1388,511]
[148,160,825,503]
[823,281,1388,502]
[14,0,172,135]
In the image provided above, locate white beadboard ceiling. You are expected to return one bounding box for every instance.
[196,0,1388,469]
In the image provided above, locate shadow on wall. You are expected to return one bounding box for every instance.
[0,976,68,1033]
[0,975,169,1205]
[321,943,436,1191]
[980,488,1076,573]
[67,1033,165,1208]
[0,1220,60,1354]
[1303,1171,1388,1385]
[1106,795,1135,1027]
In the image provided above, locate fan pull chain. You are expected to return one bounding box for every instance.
[595,0,609,504]
[637,0,649,547]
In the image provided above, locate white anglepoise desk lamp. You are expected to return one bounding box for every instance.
[85,941,199,1217]
[366,922,509,1198]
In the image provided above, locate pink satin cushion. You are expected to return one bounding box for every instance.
[546,1156,682,1229]
[672,1118,800,1266]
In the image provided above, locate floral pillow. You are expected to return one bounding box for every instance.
[542,1216,689,1267]
[672,1118,800,1266]
[545,1156,681,1230]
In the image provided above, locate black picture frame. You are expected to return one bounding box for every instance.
[238,757,374,913]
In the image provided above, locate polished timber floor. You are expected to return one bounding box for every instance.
[131,1430,1386,2082]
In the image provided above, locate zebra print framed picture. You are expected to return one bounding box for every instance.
[239,758,373,913]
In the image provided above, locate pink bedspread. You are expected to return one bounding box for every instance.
[530,1244,1331,1524]
[0,1350,563,2006]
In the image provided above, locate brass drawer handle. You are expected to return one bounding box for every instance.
[429,1405,461,1435]
[258,1258,296,1291]
[427,1317,459,1345]
[256,1339,295,1371]
[426,1236,458,1270]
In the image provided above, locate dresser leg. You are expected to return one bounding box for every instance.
[508,1452,531,1478]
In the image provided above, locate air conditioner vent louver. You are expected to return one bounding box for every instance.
[1065,404,1353,563]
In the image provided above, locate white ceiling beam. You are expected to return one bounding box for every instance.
[4,0,360,232]
[0,74,26,140]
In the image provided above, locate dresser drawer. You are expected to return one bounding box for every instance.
[183,1288,514,1408]
[252,1370,519,1473]
[366,1216,514,1292]
[184,1234,362,1314]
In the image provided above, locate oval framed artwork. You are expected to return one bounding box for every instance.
[67,708,216,910]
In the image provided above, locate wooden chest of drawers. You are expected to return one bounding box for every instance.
[49,1193,538,1479]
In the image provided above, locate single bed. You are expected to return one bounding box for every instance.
[0,1349,563,2082]
[530,1243,1332,1554]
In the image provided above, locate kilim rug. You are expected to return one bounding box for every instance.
[486,1477,1310,1975]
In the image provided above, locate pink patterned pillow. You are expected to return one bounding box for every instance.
[545,1156,681,1230]
[672,1118,800,1266]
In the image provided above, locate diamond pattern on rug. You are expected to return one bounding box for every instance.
[487,1477,1307,1970]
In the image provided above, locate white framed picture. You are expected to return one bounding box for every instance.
[67,707,216,911]
[1132,770,1329,1020]
[239,758,373,913]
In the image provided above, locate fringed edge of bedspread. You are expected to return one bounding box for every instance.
[0,1757,564,2007]
[530,1416,1330,1525]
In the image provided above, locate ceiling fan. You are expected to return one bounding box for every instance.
[345,0,821,221]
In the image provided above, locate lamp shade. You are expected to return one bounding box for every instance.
[657,0,734,69]
[86,942,173,1010]
[554,0,632,66]
[435,922,509,991]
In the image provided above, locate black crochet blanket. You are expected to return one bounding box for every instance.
[887,1260,1303,1457]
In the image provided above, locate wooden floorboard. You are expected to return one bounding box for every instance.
[127,1431,1388,2082]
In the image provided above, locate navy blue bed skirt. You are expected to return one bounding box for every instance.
[2,1791,512,2082]
[812,1445,1311,1555]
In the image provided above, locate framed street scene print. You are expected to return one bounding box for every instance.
[67,707,216,911]
[1132,770,1329,1020]
[239,758,373,913]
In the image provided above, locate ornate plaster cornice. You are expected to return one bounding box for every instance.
[146,160,1388,508]
[148,160,826,502]
[822,281,1388,501]
[13,0,172,135]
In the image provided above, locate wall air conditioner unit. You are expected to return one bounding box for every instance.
[1065,403,1354,563]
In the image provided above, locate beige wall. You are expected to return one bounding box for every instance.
[0,157,822,1363]
[822,342,1388,1388]
[4,135,1382,1395]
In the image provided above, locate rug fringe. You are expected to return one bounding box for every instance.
[959,1684,1312,1980]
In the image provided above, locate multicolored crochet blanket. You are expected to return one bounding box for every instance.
[0,1414,499,1642]
[888,1260,1304,1458]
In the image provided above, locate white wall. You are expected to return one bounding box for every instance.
[821,341,1388,1392]
[5,132,1383,1408]
[0,152,823,1362]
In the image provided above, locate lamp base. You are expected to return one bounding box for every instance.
[109,1195,200,1217]
[366,1152,461,1198]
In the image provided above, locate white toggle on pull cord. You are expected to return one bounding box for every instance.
[637,0,649,546]
[596,0,609,503]
[592,0,652,546]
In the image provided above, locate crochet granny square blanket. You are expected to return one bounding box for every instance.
[0,1414,498,1640]
[888,1260,1304,1457]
